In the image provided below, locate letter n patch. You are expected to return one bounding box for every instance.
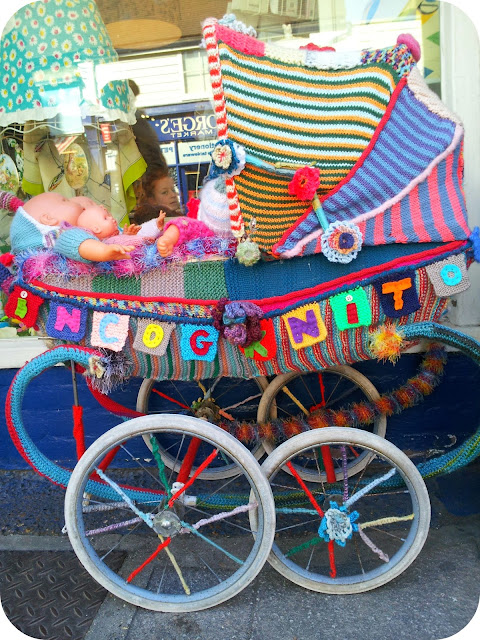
[180,324,219,362]
[282,303,327,350]
[46,302,87,341]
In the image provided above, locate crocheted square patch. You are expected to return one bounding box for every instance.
[92,274,141,297]
[133,319,175,356]
[184,260,227,300]
[180,324,219,361]
[240,319,277,361]
[282,303,327,350]
[425,254,470,297]
[46,301,87,341]
[4,286,44,328]
[329,288,372,331]
[373,270,420,318]
[140,264,185,299]
[91,311,130,352]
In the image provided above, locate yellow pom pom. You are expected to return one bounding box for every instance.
[369,324,405,364]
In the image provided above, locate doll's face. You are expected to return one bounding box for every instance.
[77,205,118,239]
[23,192,86,226]
[147,176,180,212]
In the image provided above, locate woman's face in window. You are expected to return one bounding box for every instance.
[148,176,180,211]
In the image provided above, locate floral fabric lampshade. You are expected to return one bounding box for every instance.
[0,0,133,126]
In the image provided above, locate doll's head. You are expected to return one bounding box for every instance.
[22,192,88,226]
[77,203,119,239]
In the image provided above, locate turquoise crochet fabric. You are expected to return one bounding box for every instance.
[55,227,96,262]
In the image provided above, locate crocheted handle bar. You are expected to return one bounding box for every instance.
[5,345,164,502]
[402,321,480,364]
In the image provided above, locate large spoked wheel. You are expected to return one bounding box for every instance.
[257,366,387,482]
[65,415,276,612]
[250,427,430,594]
[137,376,268,480]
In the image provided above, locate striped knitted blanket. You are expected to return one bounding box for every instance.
[202,20,471,258]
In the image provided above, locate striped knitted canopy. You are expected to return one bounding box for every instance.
[203,20,471,258]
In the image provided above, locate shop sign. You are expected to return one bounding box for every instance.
[159,142,177,166]
[177,140,216,164]
[155,114,217,141]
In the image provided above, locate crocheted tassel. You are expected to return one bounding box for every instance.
[369,324,405,364]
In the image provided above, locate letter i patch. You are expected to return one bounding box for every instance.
[329,288,372,331]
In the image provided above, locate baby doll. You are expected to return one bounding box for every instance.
[76,202,214,259]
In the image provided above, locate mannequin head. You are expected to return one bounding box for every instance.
[77,203,119,239]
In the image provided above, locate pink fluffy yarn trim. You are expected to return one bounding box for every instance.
[397,33,421,61]
[216,24,265,56]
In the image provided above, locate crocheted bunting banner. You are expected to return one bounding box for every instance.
[373,270,420,318]
[180,324,219,362]
[4,286,44,328]
[240,319,277,361]
[46,301,87,341]
[329,288,372,331]
[91,311,130,352]
[183,260,227,300]
[425,254,470,297]
[282,303,327,350]
[133,319,175,356]
[92,274,141,297]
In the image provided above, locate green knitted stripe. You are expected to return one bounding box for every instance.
[184,261,228,300]
[92,274,141,296]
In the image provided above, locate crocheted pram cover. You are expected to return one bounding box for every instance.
[9,237,472,383]
[202,20,470,258]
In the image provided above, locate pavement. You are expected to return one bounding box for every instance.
[0,461,479,640]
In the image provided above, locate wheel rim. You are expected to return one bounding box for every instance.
[258,366,387,482]
[65,415,275,612]
[137,376,268,479]
[251,428,430,594]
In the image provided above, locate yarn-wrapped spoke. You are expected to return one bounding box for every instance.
[252,427,430,594]
[137,375,268,480]
[64,415,275,612]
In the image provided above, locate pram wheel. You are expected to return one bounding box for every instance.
[251,427,430,594]
[257,366,387,481]
[136,376,268,479]
[64,414,275,612]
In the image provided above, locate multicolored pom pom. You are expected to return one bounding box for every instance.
[368,324,405,364]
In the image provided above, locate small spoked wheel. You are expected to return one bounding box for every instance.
[137,376,268,479]
[250,427,430,594]
[257,366,387,482]
[64,415,275,612]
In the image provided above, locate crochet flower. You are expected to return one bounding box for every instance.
[321,221,363,264]
[288,166,320,201]
[186,197,200,219]
[318,501,359,547]
[236,238,260,266]
[208,139,245,179]
[212,298,263,348]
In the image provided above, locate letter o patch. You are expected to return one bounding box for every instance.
[440,264,462,287]
[143,323,164,349]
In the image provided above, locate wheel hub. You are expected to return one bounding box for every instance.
[152,510,182,537]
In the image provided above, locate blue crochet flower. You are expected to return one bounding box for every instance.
[208,139,245,179]
[318,501,359,547]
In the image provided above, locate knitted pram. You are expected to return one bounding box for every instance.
[2,20,476,385]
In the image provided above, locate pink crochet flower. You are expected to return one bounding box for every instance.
[288,166,320,201]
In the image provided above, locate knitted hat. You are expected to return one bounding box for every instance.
[197,178,233,237]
